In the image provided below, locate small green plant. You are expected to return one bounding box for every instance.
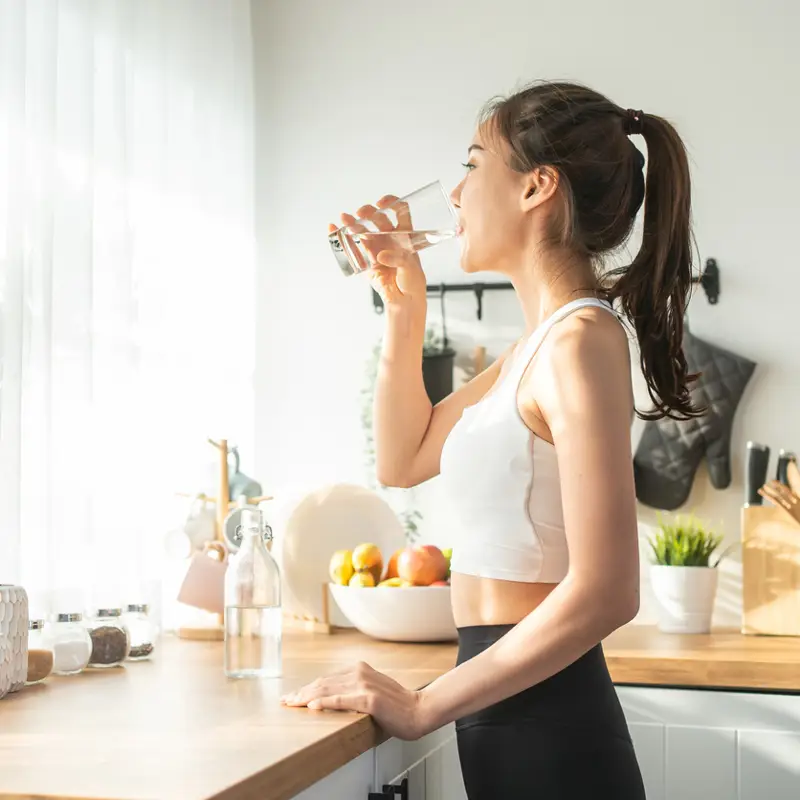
[647,512,727,567]
[360,337,422,544]
[423,326,445,355]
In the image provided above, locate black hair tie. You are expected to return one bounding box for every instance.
[623,108,644,136]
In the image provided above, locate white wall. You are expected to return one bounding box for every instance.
[252,0,799,627]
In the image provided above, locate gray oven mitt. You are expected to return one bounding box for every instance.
[633,330,756,510]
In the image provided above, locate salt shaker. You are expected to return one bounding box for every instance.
[51,613,92,675]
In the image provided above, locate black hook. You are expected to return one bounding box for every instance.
[700,258,720,304]
[439,283,448,347]
[474,283,485,321]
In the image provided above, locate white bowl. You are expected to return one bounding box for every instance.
[328,583,458,643]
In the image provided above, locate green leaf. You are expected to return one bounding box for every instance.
[645,512,725,567]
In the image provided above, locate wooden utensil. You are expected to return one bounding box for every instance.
[758,480,800,524]
[787,460,800,496]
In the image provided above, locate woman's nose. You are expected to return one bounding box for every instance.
[450,181,463,209]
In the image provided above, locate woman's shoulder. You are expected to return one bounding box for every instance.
[526,305,633,412]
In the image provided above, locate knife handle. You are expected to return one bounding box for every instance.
[745,441,770,506]
[776,450,797,486]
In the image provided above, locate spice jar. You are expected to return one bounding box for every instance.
[26,620,54,685]
[122,604,156,661]
[87,609,130,668]
[51,613,92,675]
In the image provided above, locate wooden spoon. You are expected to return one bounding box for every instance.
[758,480,800,524]
[786,460,800,496]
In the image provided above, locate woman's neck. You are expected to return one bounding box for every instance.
[509,250,598,336]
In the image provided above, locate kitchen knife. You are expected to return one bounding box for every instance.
[744,441,770,506]
[776,450,797,486]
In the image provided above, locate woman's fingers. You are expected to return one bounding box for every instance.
[356,203,394,233]
[307,693,371,713]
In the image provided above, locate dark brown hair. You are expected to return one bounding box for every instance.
[481,80,702,421]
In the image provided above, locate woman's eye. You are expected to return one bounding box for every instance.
[461,162,476,172]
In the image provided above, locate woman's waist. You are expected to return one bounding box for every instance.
[450,571,558,628]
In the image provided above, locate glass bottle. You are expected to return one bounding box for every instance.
[86,608,130,668]
[26,620,54,684]
[51,613,92,675]
[224,506,282,678]
[122,604,156,660]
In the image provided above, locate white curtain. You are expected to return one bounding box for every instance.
[0,0,256,620]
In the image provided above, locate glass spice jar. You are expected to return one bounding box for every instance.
[122,604,156,661]
[26,620,54,685]
[86,609,130,668]
[51,613,92,675]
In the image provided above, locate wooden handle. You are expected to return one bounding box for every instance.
[216,439,228,542]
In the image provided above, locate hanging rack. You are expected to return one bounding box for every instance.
[371,258,720,319]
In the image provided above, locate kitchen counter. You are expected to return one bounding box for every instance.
[1,624,799,800]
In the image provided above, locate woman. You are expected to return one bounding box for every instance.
[282,80,701,798]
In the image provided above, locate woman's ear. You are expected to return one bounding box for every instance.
[521,167,558,210]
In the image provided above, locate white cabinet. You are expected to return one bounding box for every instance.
[376,723,467,800]
[425,735,468,800]
[292,749,375,800]
[618,686,800,800]
[297,723,466,800]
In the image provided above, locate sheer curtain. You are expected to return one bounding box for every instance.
[0,0,255,620]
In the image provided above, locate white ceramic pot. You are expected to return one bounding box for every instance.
[0,585,29,692]
[650,565,718,634]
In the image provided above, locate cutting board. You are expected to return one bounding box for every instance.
[269,483,406,627]
[741,504,800,636]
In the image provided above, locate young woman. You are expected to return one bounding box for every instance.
[282,80,701,798]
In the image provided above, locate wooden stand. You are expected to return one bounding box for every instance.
[177,438,272,642]
[282,583,343,635]
[741,504,800,637]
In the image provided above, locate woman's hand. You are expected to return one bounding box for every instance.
[280,660,431,741]
[328,194,427,309]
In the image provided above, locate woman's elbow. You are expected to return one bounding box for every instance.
[375,465,414,489]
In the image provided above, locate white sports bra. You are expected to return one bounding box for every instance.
[440,297,621,583]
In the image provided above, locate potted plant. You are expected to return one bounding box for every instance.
[361,339,422,544]
[421,327,456,406]
[646,513,729,634]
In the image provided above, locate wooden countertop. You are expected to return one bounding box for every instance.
[1,624,799,800]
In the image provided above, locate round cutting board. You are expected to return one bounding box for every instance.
[270,483,406,626]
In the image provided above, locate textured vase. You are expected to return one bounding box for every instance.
[0,585,29,693]
[0,636,10,699]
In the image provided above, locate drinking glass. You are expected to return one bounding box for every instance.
[328,180,459,277]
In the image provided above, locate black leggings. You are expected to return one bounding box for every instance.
[455,625,646,800]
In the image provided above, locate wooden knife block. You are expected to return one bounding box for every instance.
[741,504,800,636]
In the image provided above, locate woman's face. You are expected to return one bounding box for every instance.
[449,125,533,275]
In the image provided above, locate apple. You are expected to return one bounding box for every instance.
[383,548,403,581]
[397,544,449,586]
[429,580,449,587]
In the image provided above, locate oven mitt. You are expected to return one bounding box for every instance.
[633,330,756,510]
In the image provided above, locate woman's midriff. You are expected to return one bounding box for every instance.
[450,571,559,627]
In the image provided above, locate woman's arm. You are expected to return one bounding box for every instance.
[375,305,513,488]
[417,316,640,731]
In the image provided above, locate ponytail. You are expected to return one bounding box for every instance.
[484,82,706,421]
[608,112,704,421]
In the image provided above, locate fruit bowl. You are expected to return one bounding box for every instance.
[328,583,457,643]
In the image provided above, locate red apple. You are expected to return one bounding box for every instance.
[383,548,403,581]
[429,580,449,587]
[397,545,449,586]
